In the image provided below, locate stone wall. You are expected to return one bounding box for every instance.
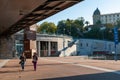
[0,36,15,59]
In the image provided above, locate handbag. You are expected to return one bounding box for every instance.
[19,61,21,64]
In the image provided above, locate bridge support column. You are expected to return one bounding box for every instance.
[0,36,15,59]
[24,25,36,58]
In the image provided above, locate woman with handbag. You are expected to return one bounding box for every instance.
[32,52,38,71]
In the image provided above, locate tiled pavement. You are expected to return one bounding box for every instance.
[1,56,120,80]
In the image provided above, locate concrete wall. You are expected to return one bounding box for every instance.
[0,36,15,59]
[77,39,120,55]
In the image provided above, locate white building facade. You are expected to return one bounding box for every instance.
[93,8,120,25]
[77,39,120,56]
[36,34,77,57]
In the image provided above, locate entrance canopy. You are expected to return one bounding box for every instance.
[0,0,83,37]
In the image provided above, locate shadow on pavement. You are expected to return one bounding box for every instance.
[36,71,120,80]
[0,69,34,74]
[0,70,19,73]
[2,65,20,68]
[37,63,68,66]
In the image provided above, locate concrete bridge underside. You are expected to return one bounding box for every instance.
[0,0,83,58]
[0,0,83,36]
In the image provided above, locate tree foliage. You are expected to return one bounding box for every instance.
[37,22,57,34]
[37,17,120,41]
[57,17,84,38]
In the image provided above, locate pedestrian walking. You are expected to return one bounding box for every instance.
[19,52,26,71]
[32,52,38,71]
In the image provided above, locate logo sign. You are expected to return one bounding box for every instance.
[114,27,118,44]
[26,30,36,40]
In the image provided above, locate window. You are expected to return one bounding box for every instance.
[109,44,111,50]
[80,43,82,47]
[117,14,119,17]
[86,43,88,47]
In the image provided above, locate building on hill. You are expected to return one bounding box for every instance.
[93,8,120,25]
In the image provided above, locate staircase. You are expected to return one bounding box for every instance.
[59,39,77,57]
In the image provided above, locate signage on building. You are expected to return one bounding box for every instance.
[114,27,118,44]
[26,30,36,40]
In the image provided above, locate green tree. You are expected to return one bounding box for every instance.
[104,27,114,41]
[57,20,66,35]
[117,20,120,27]
[84,21,90,32]
[57,17,85,38]
[105,23,114,29]
[72,17,84,38]
[85,21,90,27]
[104,23,114,41]
[84,26,101,39]
[116,20,120,41]
[66,19,74,36]
[37,22,57,34]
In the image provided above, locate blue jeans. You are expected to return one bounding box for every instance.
[20,62,25,70]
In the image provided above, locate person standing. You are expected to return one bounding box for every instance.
[32,52,38,71]
[19,52,26,71]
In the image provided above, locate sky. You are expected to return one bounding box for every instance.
[37,0,120,25]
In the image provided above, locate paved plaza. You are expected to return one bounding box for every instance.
[1,56,120,80]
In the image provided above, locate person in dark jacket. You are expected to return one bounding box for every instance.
[32,52,38,71]
[19,52,26,71]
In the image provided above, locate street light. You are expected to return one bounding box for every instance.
[100,26,106,51]
[63,28,65,57]
[67,19,71,36]
[100,26,106,39]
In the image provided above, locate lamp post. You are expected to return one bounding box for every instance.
[63,28,65,57]
[100,26,106,51]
